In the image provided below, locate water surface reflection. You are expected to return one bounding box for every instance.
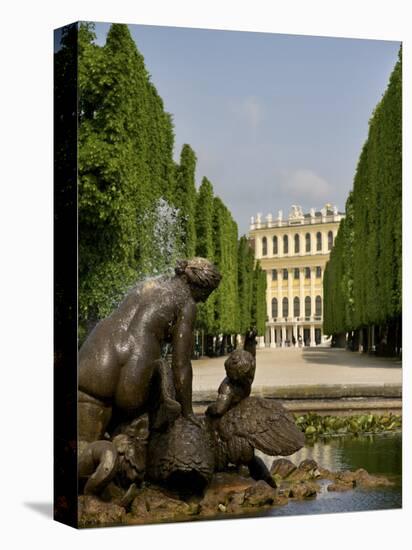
[261,432,402,516]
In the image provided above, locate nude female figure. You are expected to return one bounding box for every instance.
[78,257,221,441]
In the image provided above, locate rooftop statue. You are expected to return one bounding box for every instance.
[289,204,304,220]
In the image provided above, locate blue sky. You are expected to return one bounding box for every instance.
[92,22,400,235]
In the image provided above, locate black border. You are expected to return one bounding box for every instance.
[53,22,79,528]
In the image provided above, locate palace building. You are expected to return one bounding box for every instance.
[248,204,344,347]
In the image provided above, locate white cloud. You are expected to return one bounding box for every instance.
[279,169,334,202]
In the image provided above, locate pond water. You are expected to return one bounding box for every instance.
[262,432,402,516]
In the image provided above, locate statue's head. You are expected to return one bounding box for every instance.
[224,349,256,386]
[175,257,221,302]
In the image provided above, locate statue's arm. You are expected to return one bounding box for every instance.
[171,301,196,417]
[206,380,233,417]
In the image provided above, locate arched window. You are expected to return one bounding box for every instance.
[305,296,311,317]
[283,235,289,254]
[273,236,278,255]
[272,269,277,281]
[305,267,311,279]
[262,236,267,256]
[293,296,300,318]
[328,231,333,250]
[282,297,289,318]
[316,232,322,251]
[305,232,311,253]
[294,234,300,253]
[315,295,322,316]
[283,269,288,280]
[271,298,278,319]
[316,266,322,278]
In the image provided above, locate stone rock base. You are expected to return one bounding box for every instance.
[78,460,394,528]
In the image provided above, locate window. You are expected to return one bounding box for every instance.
[272,269,277,281]
[283,268,288,280]
[293,296,300,317]
[283,235,289,254]
[328,231,333,250]
[294,234,300,253]
[305,296,311,317]
[294,268,300,279]
[316,232,322,251]
[315,295,322,316]
[305,267,311,279]
[305,232,311,253]
[316,266,322,278]
[273,236,278,255]
[262,236,267,256]
[271,298,278,318]
[282,297,289,318]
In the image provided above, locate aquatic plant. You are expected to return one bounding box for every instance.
[294,412,402,437]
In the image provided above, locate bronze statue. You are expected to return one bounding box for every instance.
[79,257,221,440]
[205,349,304,488]
[78,440,119,495]
[78,260,305,504]
[243,327,258,358]
[207,396,305,487]
[146,349,304,491]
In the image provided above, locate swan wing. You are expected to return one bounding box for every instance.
[218,397,304,457]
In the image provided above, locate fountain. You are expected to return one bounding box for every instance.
[77,257,398,527]
[77,257,305,527]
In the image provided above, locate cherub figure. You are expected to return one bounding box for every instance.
[206,349,255,418]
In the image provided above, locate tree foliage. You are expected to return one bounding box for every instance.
[251,261,267,336]
[174,144,197,257]
[78,23,174,331]
[237,236,255,334]
[74,22,267,346]
[323,48,402,352]
[195,177,216,331]
[212,197,240,335]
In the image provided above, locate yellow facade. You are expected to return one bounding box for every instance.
[248,204,344,347]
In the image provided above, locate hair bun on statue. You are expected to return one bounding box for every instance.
[174,257,221,291]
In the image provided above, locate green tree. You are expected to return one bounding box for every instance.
[373,49,402,321]
[323,47,401,356]
[195,177,215,333]
[78,23,176,336]
[78,22,147,331]
[212,197,239,335]
[237,236,255,334]
[352,142,370,328]
[251,261,267,337]
[342,191,355,330]
[174,144,197,257]
[76,21,269,356]
[323,223,345,335]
